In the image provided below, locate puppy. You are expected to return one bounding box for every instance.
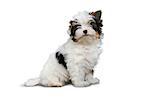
[24,10,103,87]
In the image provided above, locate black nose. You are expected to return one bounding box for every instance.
[83,30,87,34]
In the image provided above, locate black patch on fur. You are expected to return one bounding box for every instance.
[91,10,103,35]
[70,20,77,25]
[56,52,67,69]
[70,24,81,42]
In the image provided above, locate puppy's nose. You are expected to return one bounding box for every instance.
[83,30,87,34]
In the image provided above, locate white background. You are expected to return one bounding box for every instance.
[0,0,150,100]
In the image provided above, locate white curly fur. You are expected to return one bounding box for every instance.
[24,11,103,87]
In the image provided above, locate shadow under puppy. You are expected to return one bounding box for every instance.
[24,10,103,87]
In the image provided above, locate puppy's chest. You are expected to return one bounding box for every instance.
[80,46,98,57]
[67,45,100,67]
[82,46,99,62]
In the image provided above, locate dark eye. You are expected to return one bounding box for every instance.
[88,21,99,31]
[74,24,81,28]
[89,21,96,26]
[90,22,95,25]
[88,20,95,25]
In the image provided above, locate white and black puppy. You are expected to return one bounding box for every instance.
[24,10,103,87]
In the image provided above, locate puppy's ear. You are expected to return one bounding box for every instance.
[90,10,103,27]
[67,21,73,36]
[90,10,103,36]
[69,20,77,25]
[90,10,102,21]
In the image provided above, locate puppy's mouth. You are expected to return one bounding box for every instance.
[74,34,96,44]
[80,34,94,39]
[76,33,99,41]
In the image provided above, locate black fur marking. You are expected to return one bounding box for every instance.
[95,19,103,34]
[56,52,67,69]
[90,18,103,35]
[91,10,103,35]
[70,24,81,41]
[70,20,77,24]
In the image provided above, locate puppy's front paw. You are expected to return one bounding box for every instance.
[73,81,90,87]
[88,78,100,85]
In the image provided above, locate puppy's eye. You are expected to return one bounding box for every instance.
[70,24,81,31]
[88,20,95,25]
[75,24,81,28]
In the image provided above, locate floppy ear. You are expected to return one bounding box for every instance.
[90,10,103,27]
[67,25,71,35]
[68,20,74,36]
[69,20,77,26]
[90,10,102,21]
[90,10,103,36]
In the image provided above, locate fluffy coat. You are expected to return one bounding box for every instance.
[24,10,103,87]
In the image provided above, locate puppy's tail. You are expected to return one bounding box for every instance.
[24,78,40,87]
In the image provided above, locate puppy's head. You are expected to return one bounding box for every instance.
[68,10,103,43]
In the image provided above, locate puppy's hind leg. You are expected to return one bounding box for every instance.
[40,78,65,87]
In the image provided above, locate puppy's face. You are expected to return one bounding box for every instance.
[68,10,103,42]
